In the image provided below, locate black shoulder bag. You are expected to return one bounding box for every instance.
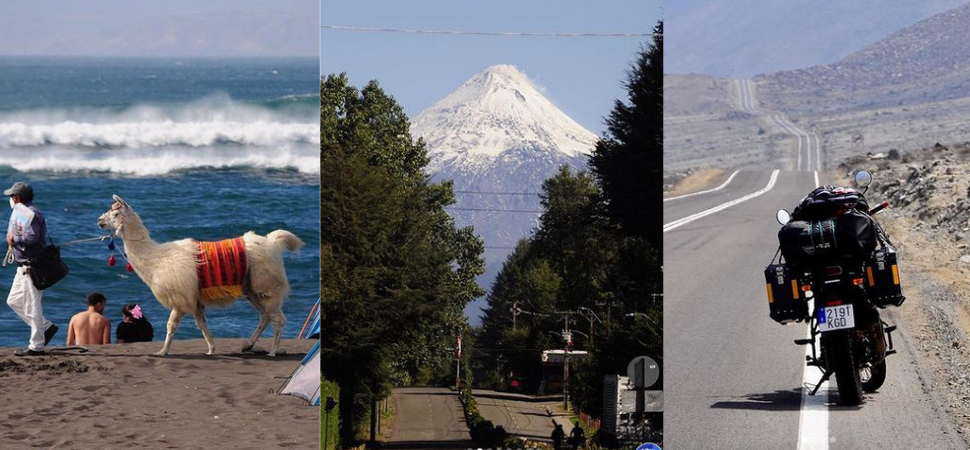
[25,235,69,290]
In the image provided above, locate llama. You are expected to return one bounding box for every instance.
[97,195,304,356]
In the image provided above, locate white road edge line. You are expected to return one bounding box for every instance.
[814,170,820,189]
[814,133,822,172]
[797,306,830,450]
[663,170,741,202]
[663,170,779,233]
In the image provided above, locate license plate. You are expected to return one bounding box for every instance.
[819,304,855,332]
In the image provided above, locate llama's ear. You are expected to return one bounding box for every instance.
[112,195,130,209]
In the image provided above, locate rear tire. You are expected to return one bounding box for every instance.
[862,360,887,392]
[826,330,864,405]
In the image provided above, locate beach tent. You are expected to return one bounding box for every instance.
[278,299,321,405]
[279,340,321,406]
[298,298,320,339]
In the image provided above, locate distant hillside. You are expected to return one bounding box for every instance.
[666,0,968,78]
[761,2,970,113]
[663,74,738,117]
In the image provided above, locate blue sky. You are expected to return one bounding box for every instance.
[320,0,661,134]
[0,1,318,57]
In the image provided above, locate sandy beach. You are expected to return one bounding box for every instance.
[0,338,318,449]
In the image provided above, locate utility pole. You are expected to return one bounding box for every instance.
[596,300,619,329]
[455,334,462,388]
[579,307,602,346]
[511,301,519,330]
[556,310,578,410]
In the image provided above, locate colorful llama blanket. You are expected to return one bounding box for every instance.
[195,237,248,301]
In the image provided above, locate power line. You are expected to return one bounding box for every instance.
[454,190,541,196]
[445,206,542,213]
[322,25,655,38]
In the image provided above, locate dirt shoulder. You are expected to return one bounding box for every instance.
[850,144,970,443]
[663,168,725,197]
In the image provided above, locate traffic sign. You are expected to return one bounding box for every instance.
[627,356,660,389]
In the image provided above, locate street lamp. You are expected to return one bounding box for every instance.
[626,312,659,326]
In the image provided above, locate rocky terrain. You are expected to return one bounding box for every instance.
[849,143,970,439]
[761,2,970,115]
[665,0,967,78]
[663,75,791,174]
[666,2,970,177]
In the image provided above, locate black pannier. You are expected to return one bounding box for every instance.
[865,246,905,308]
[778,209,877,267]
[765,263,808,323]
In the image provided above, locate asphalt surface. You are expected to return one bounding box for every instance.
[664,170,962,449]
[386,387,474,449]
[473,390,568,441]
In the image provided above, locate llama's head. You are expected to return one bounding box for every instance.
[97,194,133,233]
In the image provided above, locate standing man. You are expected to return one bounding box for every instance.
[67,292,110,345]
[5,182,58,356]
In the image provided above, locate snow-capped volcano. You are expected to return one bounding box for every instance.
[411,64,599,320]
[413,64,598,174]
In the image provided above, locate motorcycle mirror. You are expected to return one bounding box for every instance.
[776,209,791,225]
[853,170,873,188]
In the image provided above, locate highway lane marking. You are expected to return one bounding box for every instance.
[812,133,822,172]
[663,170,740,202]
[797,313,830,450]
[771,114,824,172]
[814,170,820,189]
[663,170,779,233]
[771,115,803,171]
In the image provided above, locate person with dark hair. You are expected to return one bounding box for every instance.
[116,303,154,343]
[568,421,586,449]
[551,422,566,450]
[67,292,111,345]
[4,181,58,356]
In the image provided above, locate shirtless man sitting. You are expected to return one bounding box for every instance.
[67,292,111,345]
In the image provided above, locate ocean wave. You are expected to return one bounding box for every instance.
[0,93,318,149]
[0,148,320,176]
[259,93,318,109]
[0,120,318,148]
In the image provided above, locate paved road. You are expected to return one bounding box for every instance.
[386,387,474,449]
[474,390,568,441]
[664,170,963,449]
[735,79,821,172]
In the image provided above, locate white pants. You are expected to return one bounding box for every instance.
[6,266,52,350]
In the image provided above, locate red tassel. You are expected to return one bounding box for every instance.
[126,262,134,272]
[108,255,116,266]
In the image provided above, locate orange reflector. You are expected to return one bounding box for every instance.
[892,265,899,285]
[801,284,811,292]
[866,266,875,286]
[766,284,774,304]
[791,280,799,299]
[853,278,864,286]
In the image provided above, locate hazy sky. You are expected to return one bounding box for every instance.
[320,0,660,134]
[0,0,318,57]
[666,0,969,77]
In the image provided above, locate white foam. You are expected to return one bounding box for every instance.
[0,147,319,176]
[0,95,318,175]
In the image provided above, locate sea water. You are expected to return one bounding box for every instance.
[0,57,319,348]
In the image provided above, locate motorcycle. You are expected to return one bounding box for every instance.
[766,170,905,405]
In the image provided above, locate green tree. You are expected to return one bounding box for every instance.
[473,23,664,444]
[590,21,662,247]
[320,74,484,446]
